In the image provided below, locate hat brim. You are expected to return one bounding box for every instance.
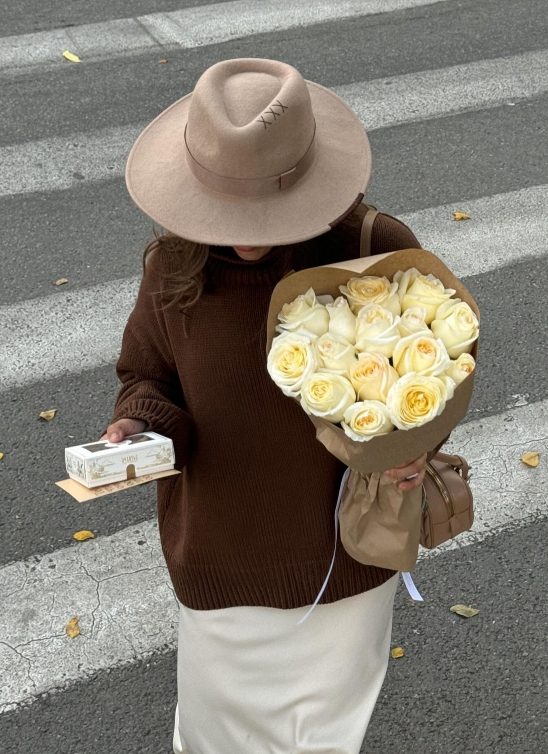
[125,81,371,247]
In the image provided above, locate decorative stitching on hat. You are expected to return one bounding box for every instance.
[256,99,288,129]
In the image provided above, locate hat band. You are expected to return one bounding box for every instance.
[184,125,316,197]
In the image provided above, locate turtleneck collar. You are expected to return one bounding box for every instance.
[207,244,299,287]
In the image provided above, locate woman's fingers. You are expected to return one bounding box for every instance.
[102,418,148,443]
[385,452,428,490]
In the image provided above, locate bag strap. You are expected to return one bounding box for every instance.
[360,204,379,257]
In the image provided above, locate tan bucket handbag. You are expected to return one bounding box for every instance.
[420,452,473,549]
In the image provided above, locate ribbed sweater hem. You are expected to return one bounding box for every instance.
[165,553,396,611]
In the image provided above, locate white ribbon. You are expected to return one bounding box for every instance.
[297,468,424,625]
[297,466,351,625]
[401,571,424,601]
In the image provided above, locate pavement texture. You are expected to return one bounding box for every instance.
[0,518,545,753]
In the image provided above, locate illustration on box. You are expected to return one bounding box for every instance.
[65,432,175,488]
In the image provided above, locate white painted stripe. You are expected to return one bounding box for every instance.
[2,49,547,198]
[0,0,450,71]
[398,184,548,278]
[1,183,546,393]
[1,400,546,712]
[0,277,139,391]
[337,47,548,130]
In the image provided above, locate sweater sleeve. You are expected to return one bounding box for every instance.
[109,250,194,469]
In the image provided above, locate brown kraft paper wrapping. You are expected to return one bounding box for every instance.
[266,249,479,570]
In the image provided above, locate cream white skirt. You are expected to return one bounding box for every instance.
[173,574,398,754]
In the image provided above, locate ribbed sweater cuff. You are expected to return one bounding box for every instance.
[111,398,193,469]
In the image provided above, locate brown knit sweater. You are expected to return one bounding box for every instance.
[111,205,432,610]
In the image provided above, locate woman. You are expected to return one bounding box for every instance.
[105,58,434,754]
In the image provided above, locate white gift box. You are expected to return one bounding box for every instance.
[64,432,175,488]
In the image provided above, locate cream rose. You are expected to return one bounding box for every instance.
[300,372,356,424]
[354,304,401,357]
[397,306,430,338]
[398,273,456,324]
[341,401,395,442]
[431,299,479,358]
[326,296,357,344]
[445,353,476,385]
[393,267,422,299]
[392,332,450,377]
[267,332,317,397]
[349,352,399,402]
[315,333,357,374]
[339,276,400,317]
[277,287,329,337]
[386,373,455,430]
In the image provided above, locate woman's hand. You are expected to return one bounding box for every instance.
[100,418,148,443]
[384,452,428,492]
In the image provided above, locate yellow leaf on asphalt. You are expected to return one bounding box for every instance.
[0,452,4,460]
[73,530,95,542]
[450,604,479,618]
[65,616,81,638]
[390,646,405,659]
[53,278,68,286]
[521,451,540,467]
[62,50,81,63]
[39,409,57,421]
[452,211,470,221]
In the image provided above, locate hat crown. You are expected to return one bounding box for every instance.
[186,59,315,180]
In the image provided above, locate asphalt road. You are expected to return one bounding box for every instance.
[0,0,547,752]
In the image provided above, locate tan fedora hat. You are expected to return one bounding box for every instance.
[126,58,371,247]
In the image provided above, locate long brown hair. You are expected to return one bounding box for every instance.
[142,230,209,312]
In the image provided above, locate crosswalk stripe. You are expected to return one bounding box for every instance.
[3,48,547,198]
[0,0,450,71]
[1,183,546,392]
[398,184,548,275]
[1,399,545,713]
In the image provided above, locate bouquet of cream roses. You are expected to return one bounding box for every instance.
[267,267,478,445]
[265,248,479,574]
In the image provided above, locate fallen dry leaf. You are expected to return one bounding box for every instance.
[0,452,4,461]
[450,604,479,618]
[53,278,68,286]
[452,211,470,221]
[65,616,81,638]
[159,59,168,64]
[521,451,540,467]
[39,409,57,421]
[62,50,81,63]
[390,646,405,659]
[73,530,95,542]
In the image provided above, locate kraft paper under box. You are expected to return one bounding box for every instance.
[64,432,175,488]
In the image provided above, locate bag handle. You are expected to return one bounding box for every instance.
[432,451,471,480]
[360,204,379,257]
